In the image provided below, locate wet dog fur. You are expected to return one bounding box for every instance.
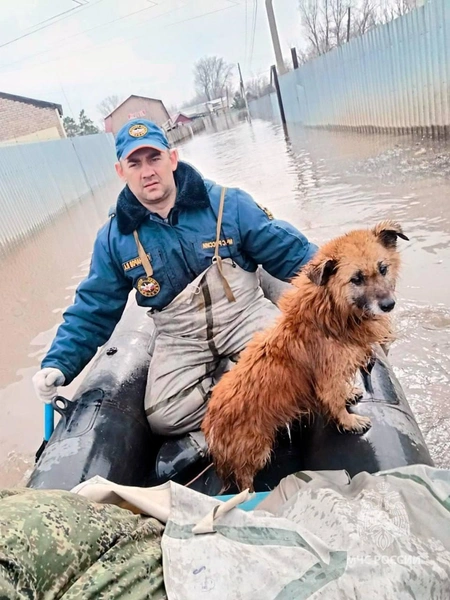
[201,221,408,491]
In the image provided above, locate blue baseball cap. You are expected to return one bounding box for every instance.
[115,118,170,160]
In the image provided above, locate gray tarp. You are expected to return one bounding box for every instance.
[74,464,450,599]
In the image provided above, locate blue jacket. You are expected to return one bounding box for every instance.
[42,161,317,383]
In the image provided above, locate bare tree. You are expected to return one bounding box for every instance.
[330,0,349,46]
[381,0,419,20]
[324,0,330,52]
[298,0,418,61]
[194,56,234,102]
[245,75,272,100]
[181,92,208,109]
[97,95,121,118]
[299,0,323,57]
[354,0,378,36]
[296,49,311,65]
[166,103,179,117]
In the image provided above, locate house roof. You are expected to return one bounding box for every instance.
[173,112,192,122]
[0,91,63,115]
[181,97,228,118]
[104,94,170,119]
[181,104,210,118]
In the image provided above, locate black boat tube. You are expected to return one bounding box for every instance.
[27,304,157,490]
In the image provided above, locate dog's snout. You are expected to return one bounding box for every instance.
[379,298,396,313]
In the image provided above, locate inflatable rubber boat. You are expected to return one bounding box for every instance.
[27,272,433,494]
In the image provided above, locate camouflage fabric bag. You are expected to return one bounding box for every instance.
[0,488,166,600]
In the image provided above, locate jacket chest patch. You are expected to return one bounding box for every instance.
[122,254,151,272]
[202,238,233,249]
[137,276,160,297]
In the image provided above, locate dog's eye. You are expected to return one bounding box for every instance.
[350,272,365,286]
[379,263,388,276]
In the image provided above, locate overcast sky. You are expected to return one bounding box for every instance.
[0,0,303,123]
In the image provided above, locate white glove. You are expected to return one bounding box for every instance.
[32,368,65,403]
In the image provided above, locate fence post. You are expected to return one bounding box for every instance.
[346,7,351,43]
[291,47,299,69]
[271,65,287,130]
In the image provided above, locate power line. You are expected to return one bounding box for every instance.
[250,0,258,67]
[1,2,238,74]
[166,1,238,28]
[248,0,258,69]
[57,74,78,120]
[0,1,160,71]
[30,0,88,28]
[0,0,109,50]
[244,0,248,66]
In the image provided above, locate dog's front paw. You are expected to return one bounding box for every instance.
[234,474,255,493]
[342,414,372,434]
[346,386,364,406]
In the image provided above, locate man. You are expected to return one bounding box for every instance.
[33,118,317,460]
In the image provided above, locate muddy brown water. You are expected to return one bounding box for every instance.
[1,119,449,487]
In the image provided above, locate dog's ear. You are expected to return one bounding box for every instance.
[305,258,338,286]
[373,221,409,248]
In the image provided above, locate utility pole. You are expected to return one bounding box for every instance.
[265,0,287,75]
[238,62,252,123]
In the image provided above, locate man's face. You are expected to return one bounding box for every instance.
[115,147,178,208]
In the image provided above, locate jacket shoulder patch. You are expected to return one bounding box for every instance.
[256,203,274,220]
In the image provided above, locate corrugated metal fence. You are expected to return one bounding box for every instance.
[0,133,117,252]
[250,0,450,136]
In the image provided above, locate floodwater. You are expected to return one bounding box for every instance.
[1,118,449,487]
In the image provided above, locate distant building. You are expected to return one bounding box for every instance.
[0,91,64,144]
[172,112,192,126]
[181,102,211,120]
[104,95,170,135]
[181,97,229,120]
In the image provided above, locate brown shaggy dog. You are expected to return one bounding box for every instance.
[202,221,408,491]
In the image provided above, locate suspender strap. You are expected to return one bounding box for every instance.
[132,187,235,303]
[213,187,236,303]
[133,230,154,277]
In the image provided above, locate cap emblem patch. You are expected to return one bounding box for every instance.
[129,124,148,138]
